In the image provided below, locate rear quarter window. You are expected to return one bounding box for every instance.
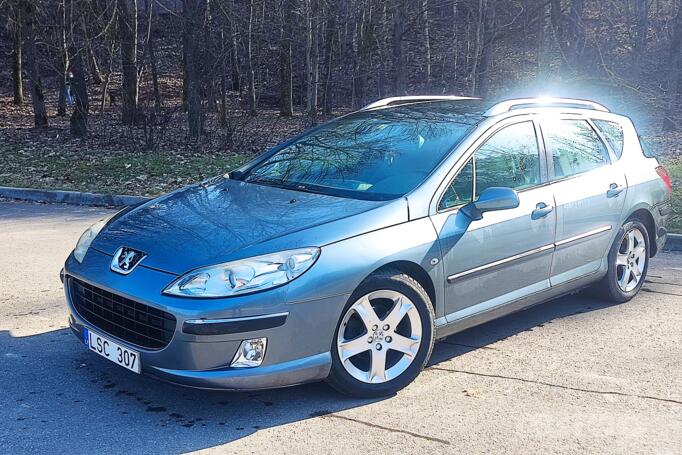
[592,119,624,159]
[637,135,656,158]
[542,119,610,179]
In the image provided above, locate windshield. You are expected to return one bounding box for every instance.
[241,103,481,200]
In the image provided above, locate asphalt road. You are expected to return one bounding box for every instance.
[1,200,681,454]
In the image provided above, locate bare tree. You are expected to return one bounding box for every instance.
[631,0,649,74]
[118,0,138,124]
[143,0,161,109]
[279,0,294,117]
[664,3,682,131]
[305,0,320,122]
[69,51,88,137]
[22,0,48,127]
[422,0,431,86]
[245,0,257,116]
[391,0,407,95]
[183,0,208,137]
[9,2,24,105]
[57,0,69,117]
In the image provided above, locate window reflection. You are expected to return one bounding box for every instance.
[439,121,540,211]
[243,103,482,200]
[593,119,624,158]
[543,119,609,178]
[475,121,540,195]
[439,158,473,210]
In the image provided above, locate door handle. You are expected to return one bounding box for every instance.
[607,183,625,198]
[531,202,554,220]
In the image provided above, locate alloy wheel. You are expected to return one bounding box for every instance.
[616,227,647,292]
[337,290,422,384]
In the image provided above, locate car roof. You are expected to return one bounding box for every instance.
[358,96,614,122]
[349,99,493,125]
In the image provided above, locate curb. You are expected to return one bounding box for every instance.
[663,233,682,252]
[0,186,150,208]
[2,185,682,251]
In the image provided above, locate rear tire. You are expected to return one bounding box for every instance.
[326,269,435,398]
[594,219,649,303]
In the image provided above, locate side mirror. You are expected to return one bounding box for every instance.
[460,187,520,221]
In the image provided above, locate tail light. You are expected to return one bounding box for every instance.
[655,166,673,194]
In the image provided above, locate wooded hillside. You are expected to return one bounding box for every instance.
[2,0,681,144]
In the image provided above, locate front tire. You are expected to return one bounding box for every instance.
[596,219,650,303]
[326,270,435,398]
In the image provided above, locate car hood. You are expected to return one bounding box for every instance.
[91,177,408,275]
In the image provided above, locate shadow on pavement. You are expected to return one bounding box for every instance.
[0,291,615,453]
[428,291,618,365]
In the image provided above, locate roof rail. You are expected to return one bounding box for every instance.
[361,95,476,110]
[484,97,609,116]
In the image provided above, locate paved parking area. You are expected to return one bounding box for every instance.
[1,200,681,454]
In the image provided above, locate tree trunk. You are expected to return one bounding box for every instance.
[229,0,241,93]
[220,29,228,127]
[664,4,682,131]
[475,0,495,97]
[565,0,584,71]
[305,0,320,122]
[184,0,207,137]
[57,0,69,117]
[246,0,257,116]
[422,0,431,86]
[23,1,48,127]
[118,0,138,124]
[321,2,336,116]
[145,0,161,108]
[536,1,552,83]
[392,0,407,95]
[100,42,114,111]
[69,52,89,137]
[469,0,485,95]
[632,0,649,76]
[87,41,103,85]
[12,16,24,105]
[279,0,294,117]
[353,6,370,108]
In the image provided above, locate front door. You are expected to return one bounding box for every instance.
[538,117,627,285]
[430,119,557,321]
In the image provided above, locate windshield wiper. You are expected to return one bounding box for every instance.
[246,177,325,195]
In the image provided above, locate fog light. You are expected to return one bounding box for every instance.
[230,337,267,368]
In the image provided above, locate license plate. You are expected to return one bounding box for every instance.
[84,328,141,374]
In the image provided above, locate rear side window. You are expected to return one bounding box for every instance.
[638,135,656,158]
[593,119,624,158]
[543,119,610,179]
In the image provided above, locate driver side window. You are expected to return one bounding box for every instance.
[438,121,540,211]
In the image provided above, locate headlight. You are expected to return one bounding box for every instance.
[73,216,111,263]
[163,247,320,298]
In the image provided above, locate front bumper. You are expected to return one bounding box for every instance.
[64,249,348,390]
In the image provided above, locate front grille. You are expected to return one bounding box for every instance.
[70,277,176,349]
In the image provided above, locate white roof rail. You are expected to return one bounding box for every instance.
[361,95,477,110]
[485,97,609,116]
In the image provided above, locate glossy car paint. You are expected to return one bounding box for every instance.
[64,100,671,390]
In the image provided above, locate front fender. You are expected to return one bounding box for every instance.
[285,218,444,318]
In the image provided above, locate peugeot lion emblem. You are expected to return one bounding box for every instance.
[111,247,147,275]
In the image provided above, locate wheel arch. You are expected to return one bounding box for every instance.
[367,261,437,313]
[625,207,658,257]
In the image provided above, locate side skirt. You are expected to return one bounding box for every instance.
[434,268,607,340]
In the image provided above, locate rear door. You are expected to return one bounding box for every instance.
[430,118,556,321]
[538,116,627,286]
